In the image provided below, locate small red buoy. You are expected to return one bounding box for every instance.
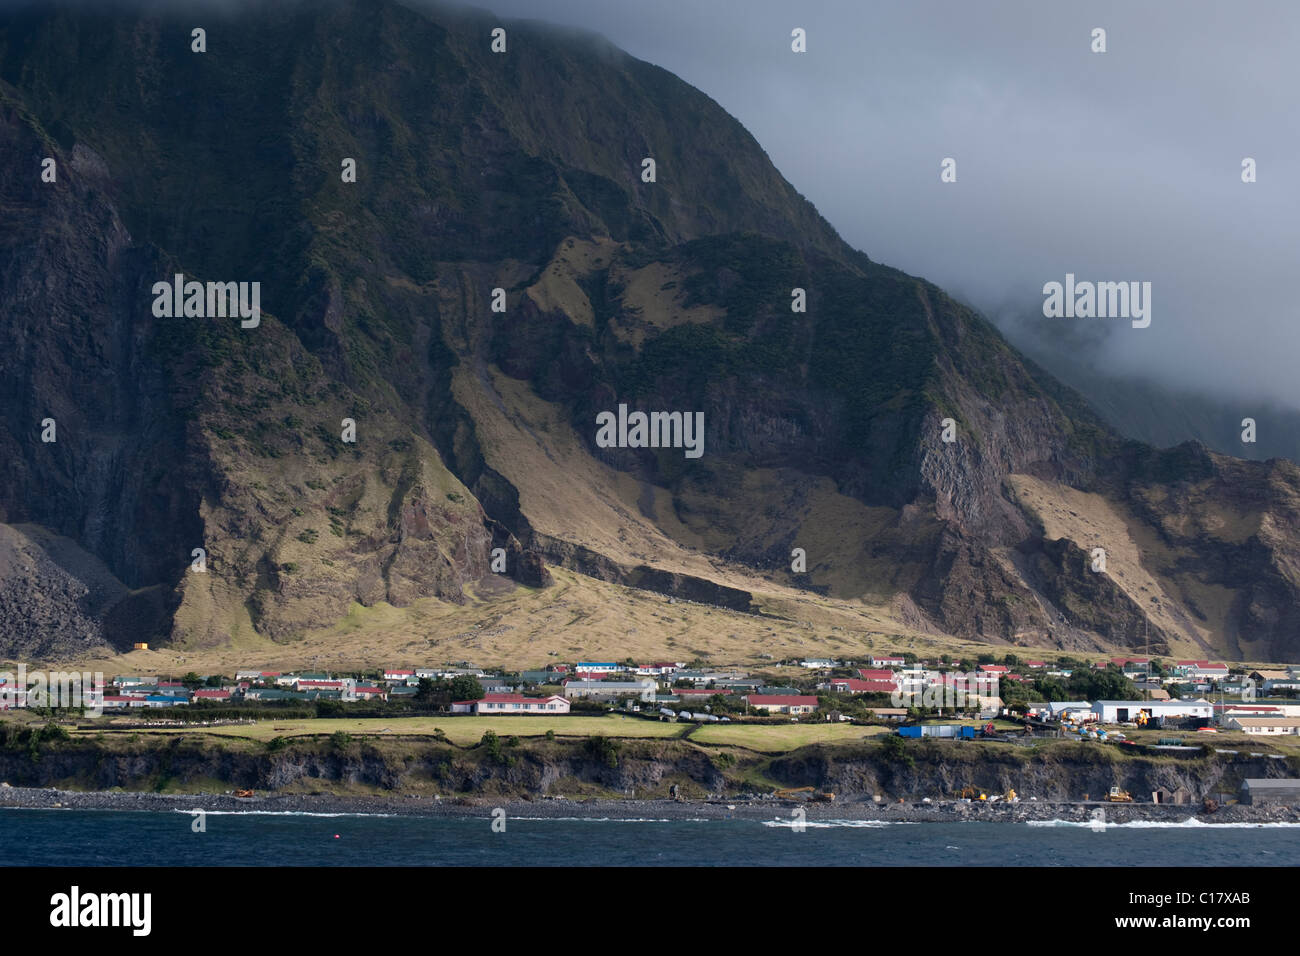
[334,834,340,839]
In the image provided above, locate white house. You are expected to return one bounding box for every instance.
[1225,716,1300,736]
[869,655,906,668]
[575,662,622,674]
[746,694,819,715]
[451,694,571,715]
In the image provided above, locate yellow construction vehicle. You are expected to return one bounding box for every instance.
[774,786,835,801]
[774,786,814,798]
[1105,786,1133,803]
[956,786,987,801]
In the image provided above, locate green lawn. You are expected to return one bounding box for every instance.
[690,722,888,752]
[75,714,684,747]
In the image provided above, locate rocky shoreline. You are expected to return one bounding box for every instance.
[2,785,1297,824]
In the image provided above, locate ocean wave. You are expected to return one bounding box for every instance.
[761,819,917,829]
[1026,818,1300,829]
[507,816,710,823]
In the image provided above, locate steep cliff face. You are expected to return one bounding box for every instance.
[0,0,1297,662]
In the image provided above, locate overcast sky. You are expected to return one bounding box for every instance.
[470,0,1300,411]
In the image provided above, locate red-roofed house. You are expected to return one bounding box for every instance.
[296,679,346,692]
[1025,661,1047,669]
[451,694,571,715]
[978,664,1009,674]
[746,695,819,715]
[858,669,895,681]
[828,678,898,695]
[352,685,387,701]
[192,689,232,701]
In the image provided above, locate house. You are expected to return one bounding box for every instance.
[1024,661,1047,669]
[800,658,838,669]
[1214,703,1283,723]
[746,694,819,715]
[1172,661,1228,681]
[1240,779,1300,806]
[451,694,570,715]
[383,669,416,684]
[1250,669,1290,685]
[191,689,232,702]
[826,678,897,695]
[1224,717,1300,735]
[102,695,146,709]
[868,656,906,668]
[977,664,1009,675]
[635,662,683,676]
[352,686,387,701]
[296,679,347,692]
[575,662,622,675]
[712,678,762,692]
[861,707,908,720]
[1049,702,1096,722]
[857,669,896,681]
[563,679,657,702]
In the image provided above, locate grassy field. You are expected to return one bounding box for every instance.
[73,714,686,747]
[66,714,905,752]
[689,722,888,752]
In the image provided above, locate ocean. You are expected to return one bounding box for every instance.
[4,809,1299,866]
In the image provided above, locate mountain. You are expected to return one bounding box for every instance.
[1,0,1298,667]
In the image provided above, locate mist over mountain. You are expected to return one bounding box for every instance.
[2,0,1298,667]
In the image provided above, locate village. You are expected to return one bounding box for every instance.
[6,652,1299,738]
[3,650,1300,813]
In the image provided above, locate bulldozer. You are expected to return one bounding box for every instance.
[1105,786,1133,803]
[774,786,835,802]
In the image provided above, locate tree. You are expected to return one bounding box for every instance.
[448,675,484,702]
[181,672,204,690]
[415,677,438,705]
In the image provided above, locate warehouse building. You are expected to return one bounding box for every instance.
[1092,699,1212,723]
[1239,779,1300,806]
[563,679,657,702]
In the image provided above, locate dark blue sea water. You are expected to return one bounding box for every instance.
[3,809,1298,866]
